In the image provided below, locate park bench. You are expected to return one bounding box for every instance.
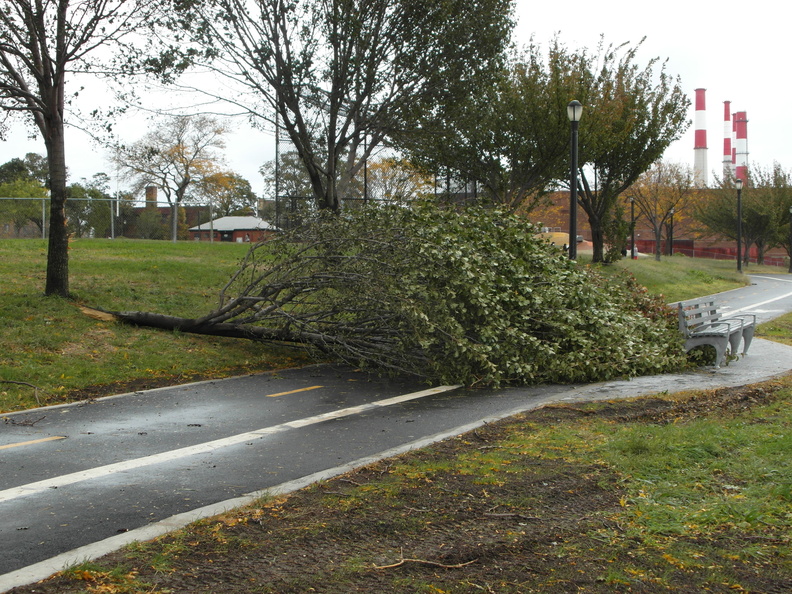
[677,297,756,368]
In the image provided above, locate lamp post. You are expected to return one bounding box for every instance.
[668,208,675,256]
[788,205,792,273]
[567,100,583,259]
[736,178,743,273]
[629,196,637,259]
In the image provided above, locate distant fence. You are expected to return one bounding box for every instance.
[635,239,789,268]
[672,247,788,268]
[0,196,214,240]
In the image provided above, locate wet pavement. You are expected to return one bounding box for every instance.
[550,336,792,404]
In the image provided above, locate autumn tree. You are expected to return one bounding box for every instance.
[167,0,513,212]
[0,0,165,296]
[629,161,695,260]
[112,115,227,241]
[357,158,433,204]
[200,171,258,217]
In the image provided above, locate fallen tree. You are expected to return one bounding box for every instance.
[94,204,687,386]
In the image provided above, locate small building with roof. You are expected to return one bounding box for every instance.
[189,216,277,243]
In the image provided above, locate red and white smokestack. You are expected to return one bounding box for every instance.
[723,101,733,178]
[732,113,737,169]
[693,89,708,186]
[734,111,748,183]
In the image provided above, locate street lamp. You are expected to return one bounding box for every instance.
[630,196,637,259]
[567,100,583,259]
[668,208,675,256]
[736,178,743,273]
[788,205,792,273]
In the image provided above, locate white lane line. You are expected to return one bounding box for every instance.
[751,275,792,284]
[725,289,792,316]
[0,385,460,505]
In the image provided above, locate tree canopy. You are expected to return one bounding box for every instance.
[399,37,690,262]
[166,0,514,212]
[570,40,690,262]
[398,40,587,210]
[696,164,792,266]
[200,171,258,217]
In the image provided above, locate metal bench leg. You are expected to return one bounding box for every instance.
[728,330,742,359]
[713,340,727,369]
[742,326,755,354]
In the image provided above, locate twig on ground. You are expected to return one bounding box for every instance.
[541,404,595,415]
[0,380,42,406]
[374,557,478,570]
[484,513,541,521]
[3,415,45,426]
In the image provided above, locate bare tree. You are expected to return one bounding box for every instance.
[113,115,227,241]
[0,0,165,296]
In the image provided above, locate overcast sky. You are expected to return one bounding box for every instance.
[0,0,786,193]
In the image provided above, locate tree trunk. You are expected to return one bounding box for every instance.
[44,123,70,298]
[589,223,605,262]
[83,307,321,348]
[653,224,662,262]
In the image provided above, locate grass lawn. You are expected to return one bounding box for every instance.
[0,239,314,413]
[607,253,783,304]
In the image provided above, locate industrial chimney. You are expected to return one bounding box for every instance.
[145,185,157,208]
[723,101,734,178]
[733,111,749,183]
[693,89,708,187]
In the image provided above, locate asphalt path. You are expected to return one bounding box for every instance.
[2,273,792,591]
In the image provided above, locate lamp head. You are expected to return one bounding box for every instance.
[735,178,744,190]
[567,100,583,122]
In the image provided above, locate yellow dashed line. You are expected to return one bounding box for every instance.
[266,386,324,398]
[0,436,66,450]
